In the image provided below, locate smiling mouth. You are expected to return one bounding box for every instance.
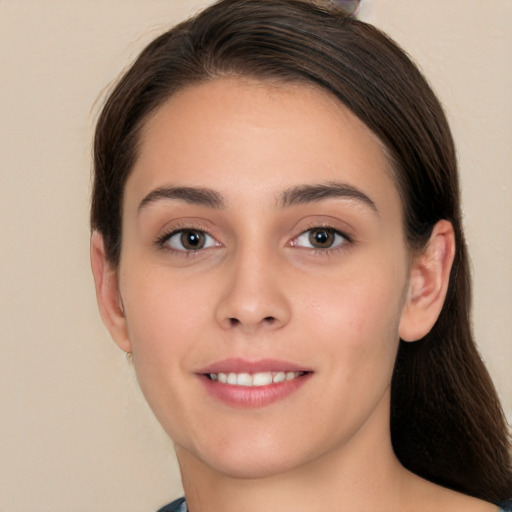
[205,371,309,387]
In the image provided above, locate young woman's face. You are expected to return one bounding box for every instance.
[117,78,412,479]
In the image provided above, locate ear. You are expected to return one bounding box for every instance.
[90,231,132,353]
[399,220,455,342]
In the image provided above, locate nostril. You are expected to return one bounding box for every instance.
[227,316,276,328]
[229,318,240,327]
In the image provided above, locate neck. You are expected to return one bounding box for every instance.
[176,394,414,512]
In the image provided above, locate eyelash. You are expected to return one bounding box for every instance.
[155,224,352,256]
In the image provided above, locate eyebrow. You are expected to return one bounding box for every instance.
[138,186,226,212]
[280,181,378,212]
[137,181,377,214]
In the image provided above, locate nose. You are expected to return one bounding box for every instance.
[214,246,292,334]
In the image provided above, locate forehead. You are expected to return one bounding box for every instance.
[127,77,399,213]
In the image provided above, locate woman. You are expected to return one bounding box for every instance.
[90,0,512,510]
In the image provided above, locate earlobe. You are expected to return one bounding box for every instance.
[399,220,456,342]
[90,231,132,353]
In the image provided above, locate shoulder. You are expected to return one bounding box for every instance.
[156,497,187,512]
[154,495,512,512]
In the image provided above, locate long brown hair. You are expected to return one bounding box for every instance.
[91,0,511,502]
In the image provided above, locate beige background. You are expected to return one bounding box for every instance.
[1,1,510,511]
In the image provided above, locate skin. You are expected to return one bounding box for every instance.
[91,78,496,511]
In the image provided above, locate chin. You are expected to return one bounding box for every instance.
[177,432,318,481]
[205,451,306,480]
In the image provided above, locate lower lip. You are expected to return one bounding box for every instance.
[198,373,312,409]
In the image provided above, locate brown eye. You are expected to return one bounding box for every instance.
[294,227,346,250]
[165,229,216,251]
[308,228,335,248]
[180,230,205,250]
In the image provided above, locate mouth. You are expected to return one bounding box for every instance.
[197,359,313,408]
[205,371,309,387]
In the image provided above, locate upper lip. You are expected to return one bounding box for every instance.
[197,358,312,375]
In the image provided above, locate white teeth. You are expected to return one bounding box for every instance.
[209,371,304,386]
[236,373,253,386]
[252,372,273,386]
[273,371,286,383]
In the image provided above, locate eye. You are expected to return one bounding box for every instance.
[294,227,346,250]
[164,229,217,251]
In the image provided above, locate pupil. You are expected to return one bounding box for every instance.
[309,229,334,248]
[181,230,204,250]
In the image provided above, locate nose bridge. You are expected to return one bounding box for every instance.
[215,237,291,332]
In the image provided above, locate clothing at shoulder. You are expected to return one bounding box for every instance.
[157,497,512,511]
[498,499,512,511]
[157,497,187,512]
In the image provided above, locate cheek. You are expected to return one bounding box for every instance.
[119,270,215,429]
[300,259,406,363]
[121,268,213,366]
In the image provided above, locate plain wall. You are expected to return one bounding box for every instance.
[1,1,510,511]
